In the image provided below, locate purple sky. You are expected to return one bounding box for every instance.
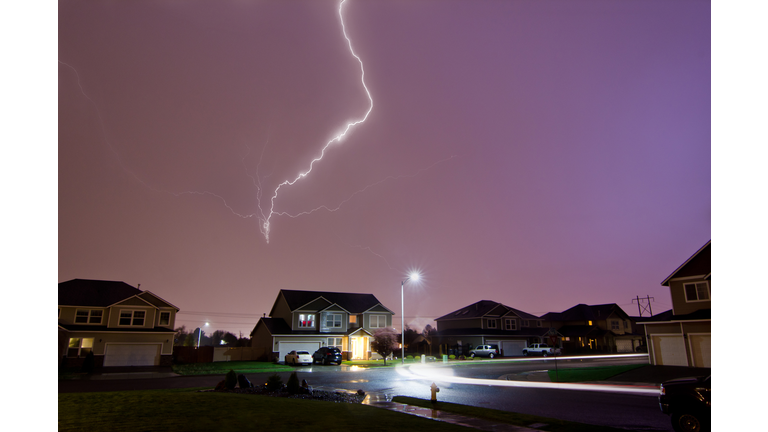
[58,0,711,338]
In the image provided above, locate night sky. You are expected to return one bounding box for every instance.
[56,0,712,338]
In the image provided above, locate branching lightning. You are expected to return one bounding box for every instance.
[259,0,373,243]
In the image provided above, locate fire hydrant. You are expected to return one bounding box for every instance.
[430,382,440,402]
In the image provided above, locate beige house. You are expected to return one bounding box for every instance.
[58,279,179,368]
[542,303,643,354]
[639,240,711,367]
[251,289,395,362]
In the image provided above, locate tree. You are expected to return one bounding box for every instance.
[371,327,399,365]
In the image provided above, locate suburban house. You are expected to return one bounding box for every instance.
[58,279,179,368]
[434,300,553,357]
[251,289,395,362]
[541,303,643,354]
[639,240,711,367]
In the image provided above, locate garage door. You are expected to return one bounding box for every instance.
[501,341,527,357]
[689,334,711,368]
[104,343,161,367]
[616,339,634,353]
[278,341,321,363]
[650,335,687,366]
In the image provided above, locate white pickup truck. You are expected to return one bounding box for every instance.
[522,343,561,357]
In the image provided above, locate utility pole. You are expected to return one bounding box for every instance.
[632,295,654,317]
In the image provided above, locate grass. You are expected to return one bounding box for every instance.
[58,389,476,431]
[172,361,294,375]
[391,397,629,432]
[547,364,646,383]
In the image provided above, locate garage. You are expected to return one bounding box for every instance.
[689,334,711,368]
[650,335,687,366]
[278,341,321,363]
[500,340,527,357]
[104,343,161,367]
[615,339,634,353]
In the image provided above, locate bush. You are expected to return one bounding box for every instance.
[286,371,300,394]
[265,374,283,392]
[225,370,238,390]
[448,355,456,360]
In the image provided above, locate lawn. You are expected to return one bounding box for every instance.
[547,364,646,382]
[172,361,294,375]
[58,389,475,432]
[392,397,629,432]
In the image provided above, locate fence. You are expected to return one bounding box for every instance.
[173,346,270,363]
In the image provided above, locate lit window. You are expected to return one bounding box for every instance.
[67,337,94,357]
[298,314,315,328]
[588,320,593,326]
[349,315,357,324]
[684,282,710,302]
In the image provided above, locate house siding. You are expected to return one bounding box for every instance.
[669,279,711,316]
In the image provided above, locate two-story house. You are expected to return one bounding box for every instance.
[639,240,710,367]
[250,289,395,362]
[434,300,550,357]
[58,279,179,368]
[541,303,642,354]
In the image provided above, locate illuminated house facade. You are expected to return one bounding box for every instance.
[58,279,179,368]
[639,240,711,367]
[251,289,395,362]
[541,303,643,354]
[434,300,551,357]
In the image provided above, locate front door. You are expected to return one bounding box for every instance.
[351,336,368,360]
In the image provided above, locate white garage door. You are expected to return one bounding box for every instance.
[501,341,527,357]
[104,344,161,367]
[689,334,711,368]
[650,335,687,366]
[278,341,321,363]
[616,339,634,353]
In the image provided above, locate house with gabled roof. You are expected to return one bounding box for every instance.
[434,300,551,357]
[638,240,711,367]
[250,289,395,362]
[58,279,179,368]
[541,303,642,354]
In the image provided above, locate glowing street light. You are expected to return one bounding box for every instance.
[197,322,209,349]
[401,272,420,364]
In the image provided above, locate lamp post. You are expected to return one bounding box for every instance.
[197,322,209,348]
[401,272,420,364]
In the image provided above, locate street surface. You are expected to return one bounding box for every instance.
[60,356,673,431]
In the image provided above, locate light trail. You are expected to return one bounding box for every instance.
[259,0,373,243]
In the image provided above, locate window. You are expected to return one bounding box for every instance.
[684,282,710,302]
[504,319,516,331]
[75,309,103,324]
[326,313,343,329]
[119,310,145,326]
[611,320,620,331]
[370,315,387,328]
[536,321,542,327]
[587,320,593,326]
[349,315,357,324]
[159,311,171,326]
[328,337,342,350]
[522,320,530,327]
[487,319,497,329]
[68,337,94,357]
[298,314,315,328]
[624,320,630,330]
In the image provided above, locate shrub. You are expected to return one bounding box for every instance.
[286,371,300,394]
[265,374,283,392]
[225,370,238,390]
[449,355,456,360]
[237,374,252,389]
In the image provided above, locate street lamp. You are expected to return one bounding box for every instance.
[197,322,209,348]
[401,272,420,364]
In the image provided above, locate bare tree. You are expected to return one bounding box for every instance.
[371,327,399,365]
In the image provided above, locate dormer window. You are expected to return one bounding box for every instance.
[326,313,343,329]
[504,319,517,330]
[684,282,710,302]
[119,310,145,326]
[298,314,315,328]
[487,319,497,329]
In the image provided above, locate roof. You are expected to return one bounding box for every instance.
[278,290,389,314]
[661,240,711,286]
[58,324,175,333]
[636,308,711,324]
[58,279,179,310]
[253,317,293,335]
[436,327,551,338]
[541,303,630,322]
[59,279,143,307]
[435,300,539,321]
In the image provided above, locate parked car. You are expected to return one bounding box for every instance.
[659,375,711,432]
[312,347,342,365]
[284,350,312,366]
[522,343,561,357]
[469,344,500,358]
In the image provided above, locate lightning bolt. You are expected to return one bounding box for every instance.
[259,0,373,243]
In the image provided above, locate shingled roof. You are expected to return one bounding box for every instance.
[661,240,711,286]
[59,279,143,307]
[278,289,388,313]
[541,303,630,322]
[435,300,539,321]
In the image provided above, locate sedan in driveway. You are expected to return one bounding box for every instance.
[312,347,342,365]
[285,350,312,366]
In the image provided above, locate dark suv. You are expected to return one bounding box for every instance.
[659,375,711,432]
[312,347,342,365]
